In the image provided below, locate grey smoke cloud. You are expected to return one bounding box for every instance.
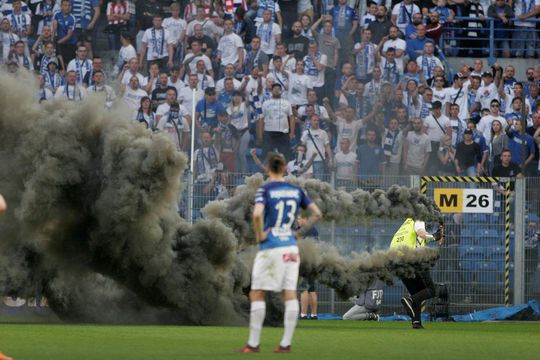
[0,72,440,324]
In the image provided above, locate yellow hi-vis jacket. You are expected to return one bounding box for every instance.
[390,218,427,249]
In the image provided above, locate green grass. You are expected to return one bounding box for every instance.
[0,321,538,360]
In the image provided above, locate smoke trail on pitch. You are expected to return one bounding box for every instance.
[203,175,441,248]
[298,239,439,298]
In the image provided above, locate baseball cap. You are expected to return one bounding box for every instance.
[481,71,493,77]
[454,72,467,80]
[204,87,216,96]
[464,128,473,135]
[432,101,442,109]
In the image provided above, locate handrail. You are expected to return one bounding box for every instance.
[437,16,540,64]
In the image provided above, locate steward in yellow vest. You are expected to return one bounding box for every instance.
[391,217,443,329]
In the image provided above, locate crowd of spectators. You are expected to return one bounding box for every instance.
[1,0,540,203]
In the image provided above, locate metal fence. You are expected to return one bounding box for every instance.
[440,17,540,64]
[179,171,539,317]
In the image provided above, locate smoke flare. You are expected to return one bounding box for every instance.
[0,72,440,324]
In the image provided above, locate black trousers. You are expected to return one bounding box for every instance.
[57,43,77,69]
[400,270,436,323]
[262,131,291,162]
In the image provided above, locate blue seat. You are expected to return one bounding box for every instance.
[527,213,539,223]
[478,228,499,238]
[461,236,477,247]
[459,244,483,257]
[486,245,506,258]
[461,227,477,238]
[478,236,503,248]
[464,213,488,224]
[459,254,484,271]
[353,227,368,237]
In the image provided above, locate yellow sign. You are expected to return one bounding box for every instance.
[434,188,494,213]
[434,189,462,213]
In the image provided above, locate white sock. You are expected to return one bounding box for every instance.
[248,301,266,348]
[280,299,299,348]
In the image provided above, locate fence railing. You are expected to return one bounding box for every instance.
[179,172,539,317]
[439,16,540,64]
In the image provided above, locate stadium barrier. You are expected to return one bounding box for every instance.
[180,171,538,317]
[440,17,540,64]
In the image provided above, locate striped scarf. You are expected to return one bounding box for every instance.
[383,129,400,156]
[248,89,263,124]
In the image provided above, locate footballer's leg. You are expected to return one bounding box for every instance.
[275,289,298,353]
[276,248,300,353]
[242,289,266,353]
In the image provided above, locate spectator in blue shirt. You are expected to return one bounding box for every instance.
[506,118,536,168]
[357,128,385,176]
[53,0,78,66]
[218,78,235,108]
[70,0,100,57]
[404,12,423,39]
[196,87,226,132]
[406,24,429,61]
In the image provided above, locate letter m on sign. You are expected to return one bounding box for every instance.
[434,188,462,213]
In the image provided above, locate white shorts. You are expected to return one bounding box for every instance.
[251,245,300,292]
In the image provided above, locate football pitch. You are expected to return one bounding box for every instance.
[0,321,538,360]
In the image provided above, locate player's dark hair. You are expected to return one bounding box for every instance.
[268,153,286,174]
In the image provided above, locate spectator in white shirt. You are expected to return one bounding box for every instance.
[381,25,407,71]
[217,18,244,77]
[216,63,242,93]
[178,73,204,112]
[259,83,295,160]
[334,138,358,190]
[287,60,311,107]
[423,101,452,172]
[119,56,147,88]
[113,32,137,76]
[55,70,88,101]
[473,72,500,113]
[122,75,148,110]
[163,2,187,64]
[477,99,508,143]
[301,114,333,181]
[67,44,93,85]
[181,39,214,79]
[416,41,443,80]
[256,9,281,56]
[139,15,175,72]
[303,41,327,102]
[391,0,420,34]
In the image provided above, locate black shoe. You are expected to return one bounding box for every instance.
[412,321,424,329]
[274,345,291,353]
[310,315,318,320]
[240,344,260,353]
[300,315,309,320]
[401,297,415,320]
[368,313,380,321]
